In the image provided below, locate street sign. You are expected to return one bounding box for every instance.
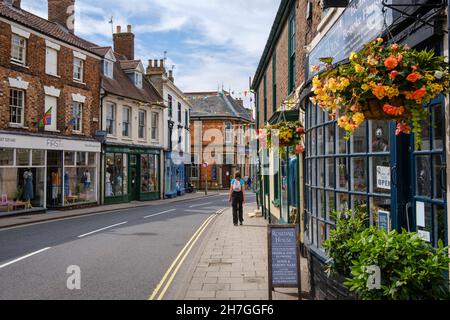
[267,224,301,300]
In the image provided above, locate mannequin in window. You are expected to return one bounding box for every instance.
[51,170,61,206]
[23,169,34,209]
[64,172,70,197]
[373,127,388,152]
[106,169,113,197]
[82,170,91,191]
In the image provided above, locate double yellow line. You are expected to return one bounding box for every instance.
[148,213,217,300]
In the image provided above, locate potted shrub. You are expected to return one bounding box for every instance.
[323,209,450,300]
[311,38,450,148]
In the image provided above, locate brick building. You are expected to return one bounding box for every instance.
[252,0,322,226]
[0,0,102,214]
[187,91,254,190]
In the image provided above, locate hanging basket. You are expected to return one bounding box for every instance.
[362,98,409,121]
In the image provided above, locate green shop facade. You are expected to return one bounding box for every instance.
[104,144,162,204]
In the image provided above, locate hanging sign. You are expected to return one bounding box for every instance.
[268,225,301,300]
[376,166,391,190]
[377,210,390,231]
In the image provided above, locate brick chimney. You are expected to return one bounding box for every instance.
[113,25,135,60]
[48,0,75,34]
[235,98,244,107]
[146,59,166,76]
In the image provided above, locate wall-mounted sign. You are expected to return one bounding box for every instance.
[416,201,425,228]
[268,225,301,300]
[418,230,431,243]
[308,0,393,79]
[376,166,391,190]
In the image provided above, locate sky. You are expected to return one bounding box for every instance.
[22,0,280,109]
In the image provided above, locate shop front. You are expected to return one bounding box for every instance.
[0,131,101,215]
[164,151,185,198]
[104,145,161,204]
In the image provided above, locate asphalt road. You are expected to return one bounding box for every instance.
[0,192,255,300]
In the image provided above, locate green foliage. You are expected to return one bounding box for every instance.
[324,209,450,300]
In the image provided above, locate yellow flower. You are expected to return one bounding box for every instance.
[354,64,365,73]
[367,56,378,66]
[312,76,321,90]
[377,38,384,44]
[349,52,358,61]
[352,112,365,126]
[425,74,435,81]
[361,84,370,91]
[385,86,400,99]
[327,78,338,92]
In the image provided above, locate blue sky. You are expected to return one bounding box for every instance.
[22,0,280,108]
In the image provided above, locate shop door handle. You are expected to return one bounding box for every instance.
[405,202,412,233]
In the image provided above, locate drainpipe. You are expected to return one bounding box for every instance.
[99,89,106,205]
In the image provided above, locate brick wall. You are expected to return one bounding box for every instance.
[0,20,101,138]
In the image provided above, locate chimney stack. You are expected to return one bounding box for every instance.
[168,70,174,83]
[113,24,135,60]
[146,59,166,76]
[11,0,21,8]
[48,0,75,34]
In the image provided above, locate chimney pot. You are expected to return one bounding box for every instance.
[154,59,158,67]
[160,59,164,68]
[12,0,21,9]
[116,25,121,33]
[127,25,132,33]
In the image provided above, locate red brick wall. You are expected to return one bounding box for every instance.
[0,20,101,138]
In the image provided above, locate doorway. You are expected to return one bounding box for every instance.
[129,155,139,201]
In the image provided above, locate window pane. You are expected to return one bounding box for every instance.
[32,150,45,166]
[318,189,325,218]
[318,221,325,250]
[317,158,324,187]
[351,157,366,192]
[310,129,316,156]
[16,149,30,166]
[436,205,447,246]
[371,121,390,153]
[337,127,348,154]
[417,117,431,151]
[0,148,14,166]
[336,157,348,190]
[432,103,444,150]
[372,156,391,194]
[352,194,367,213]
[416,155,432,197]
[417,202,433,243]
[65,152,75,166]
[311,188,317,217]
[77,152,87,166]
[325,124,334,154]
[351,122,367,153]
[433,155,445,200]
[317,127,324,155]
[326,191,335,221]
[325,158,334,188]
[336,193,349,213]
[370,197,391,229]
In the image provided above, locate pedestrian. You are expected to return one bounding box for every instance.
[247,176,252,191]
[229,172,245,226]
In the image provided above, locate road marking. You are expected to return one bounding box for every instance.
[0,247,51,269]
[77,221,128,238]
[189,202,213,208]
[144,209,176,219]
[149,214,216,300]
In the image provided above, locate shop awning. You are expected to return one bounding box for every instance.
[268,109,300,125]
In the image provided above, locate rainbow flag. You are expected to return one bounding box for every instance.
[38,107,52,128]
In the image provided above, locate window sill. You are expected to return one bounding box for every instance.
[122,137,133,142]
[72,131,84,136]
[138,139,148,143]
[46,73,61,79]
[8,123,28,129]
[45,129,60,133]
[10,60,29,68]
[73,80,86,86]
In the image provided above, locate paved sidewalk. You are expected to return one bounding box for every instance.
[177,204,310,300]
[0,191,222,229]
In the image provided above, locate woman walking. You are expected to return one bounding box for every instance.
[229,172,245,226]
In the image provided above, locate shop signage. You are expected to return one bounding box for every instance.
[308,0,392,79]
[0,133,101,152]
[267,225,301,300]
[376,166,391,190]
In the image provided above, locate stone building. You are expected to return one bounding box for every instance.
[0,0,102,214]
[187,91,254,190]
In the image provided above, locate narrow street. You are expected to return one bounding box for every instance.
[0,194,255,300]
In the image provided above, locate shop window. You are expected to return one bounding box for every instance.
[141,154,160,194]
[16,149,30,166]
[32,150,45,166]
[0,148,14,166]
[105,153,127,198]
[370,121,390,152]
[351,157,366,192]
[64,152,97,204]
[65,152,75,166]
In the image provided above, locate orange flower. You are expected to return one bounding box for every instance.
[396,122,411,135]
[384,55,398,70]
[389,70,398,79]
[350,104,361,112]
[383,104,405,116]
[372,84,386,100]
[397,53,403,63]
[406,72,422,83]
[391,44,399,51]
[411,87,427,100]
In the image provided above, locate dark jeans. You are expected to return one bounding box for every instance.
[231,191,244,225]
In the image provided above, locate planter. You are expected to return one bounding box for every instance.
[362,98,408,121]
[309,249,357,300]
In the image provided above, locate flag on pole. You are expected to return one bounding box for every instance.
[38,107,52,128]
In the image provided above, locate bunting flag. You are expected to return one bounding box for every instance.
[69,117,77,126]
[38,107,52,128]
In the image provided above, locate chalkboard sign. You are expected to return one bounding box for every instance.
[267,225,301,300]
